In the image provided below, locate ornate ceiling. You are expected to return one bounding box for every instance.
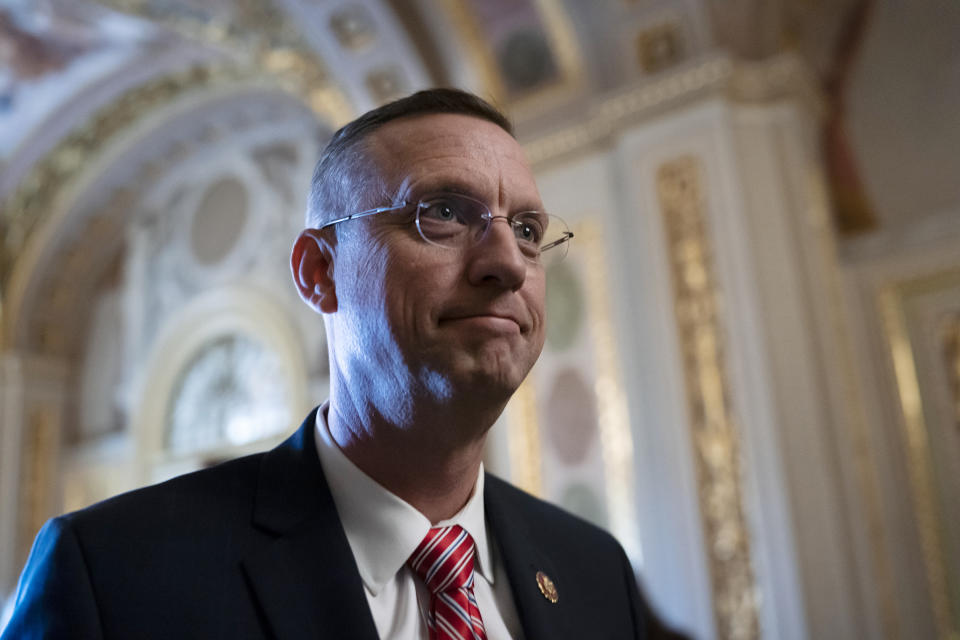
[1,0,957,357]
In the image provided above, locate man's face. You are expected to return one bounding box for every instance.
[329,113,547,406]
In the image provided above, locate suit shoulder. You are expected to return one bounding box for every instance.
[64,452,265,531]
[484,473,621,547]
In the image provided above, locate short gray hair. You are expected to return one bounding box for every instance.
[306,88,513,229]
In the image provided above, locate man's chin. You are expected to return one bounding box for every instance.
[417,335,538,391]
[450,359,530,401]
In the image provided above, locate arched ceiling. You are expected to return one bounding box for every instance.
[1,0,958,354]
[4,77,321,361]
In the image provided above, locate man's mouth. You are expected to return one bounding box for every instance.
[439,311,527,333]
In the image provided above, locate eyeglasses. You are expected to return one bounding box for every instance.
[318,192,574,266]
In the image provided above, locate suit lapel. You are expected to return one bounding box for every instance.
[241,410,379,640]
[485,475,569,640]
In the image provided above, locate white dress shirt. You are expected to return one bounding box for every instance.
[314,403,524,639]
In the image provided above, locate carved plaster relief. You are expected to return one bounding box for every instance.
[657,155,759,640]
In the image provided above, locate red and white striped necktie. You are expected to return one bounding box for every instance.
[408,525,487,640]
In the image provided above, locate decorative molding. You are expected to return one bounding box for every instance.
[657,155,760,639]
[128,284,311,481]
[579,221,640,562]
[0,64,252,341]
[522,0,585,112]
[364,66,409,104]
[1,0,357,333]
[523,54,822,168]
[839,206,960,266]
[329,5,377,51]
[435,0,583,112]
[879,270,960,640]
[635,20,684,74]
[802,168,900,637]
[95,0,352,121]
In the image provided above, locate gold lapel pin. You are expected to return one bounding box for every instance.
[535,571,558,603]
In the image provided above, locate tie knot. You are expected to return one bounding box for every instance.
[408,525,477,594]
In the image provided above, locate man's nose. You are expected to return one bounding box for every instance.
[466,217,528,290]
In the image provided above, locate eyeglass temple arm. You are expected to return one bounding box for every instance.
[318,202,409,230]
[540,231,574,253]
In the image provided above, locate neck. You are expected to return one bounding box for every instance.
[326,380,506,524]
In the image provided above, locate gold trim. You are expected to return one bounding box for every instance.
[2,0,355,331]
[0,64,255,343]
[1,0,359,337]
[522,54,820,168]
[93,0,352,123]
[329,6,377,51]
[635,20,684,74]
[516,0,584,114]
[434,0,505,100]
[879,270,960,640]
[506,379,543,497]
[657,156,759,639]
[579,221,641,561]
[435,0,583,112]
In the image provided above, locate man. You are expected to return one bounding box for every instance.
[3,89,684,639]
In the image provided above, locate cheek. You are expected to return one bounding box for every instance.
[386,248,460,313]
[335,241,393,340]
[526,277,547,329]
[349,251,388,308]
[375,259,433,342]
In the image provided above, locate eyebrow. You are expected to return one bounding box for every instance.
[406,180,544,213]
[407,180,478,201]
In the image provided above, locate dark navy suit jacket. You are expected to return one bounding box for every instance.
[3,409,685,639]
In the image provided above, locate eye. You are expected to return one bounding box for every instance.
[513,215,544,245]
[419,198,469,225]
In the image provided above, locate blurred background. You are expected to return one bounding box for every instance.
[1,0,958,637]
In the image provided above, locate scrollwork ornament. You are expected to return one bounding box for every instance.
[1,0,356,329]
[657,155,760,640]
[0,64,251,317]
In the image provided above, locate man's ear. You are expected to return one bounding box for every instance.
[291,229,338,313]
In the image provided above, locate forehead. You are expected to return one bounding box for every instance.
[363,113,541,206]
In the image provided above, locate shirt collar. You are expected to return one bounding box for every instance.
[314,402,493,596]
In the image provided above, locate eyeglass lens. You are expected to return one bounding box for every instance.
[414,193,570,263]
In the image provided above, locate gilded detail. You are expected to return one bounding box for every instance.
[657,156,760,639]
[0,65,246,323]
[524,54,817,169]
[435,0,583,112]
[2,0,354,329]
[636,21,683,73]
[881,276,959,640]
[92,0,352,122]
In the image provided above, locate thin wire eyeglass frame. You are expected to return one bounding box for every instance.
[317,192,574,265]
